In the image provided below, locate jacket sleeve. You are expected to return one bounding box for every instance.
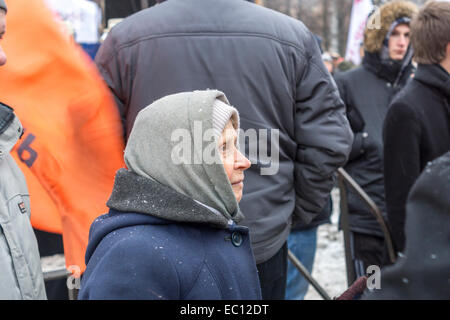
[95,31,128,136]
[293,32,354,224]
[334,74,365,133]
[383,102,421,253]
[334,74,368,162]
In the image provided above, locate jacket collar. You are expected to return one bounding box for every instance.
[414,64,450,100]
[363,50,414,88]
[106,168,234,229]
[0,115,23,162]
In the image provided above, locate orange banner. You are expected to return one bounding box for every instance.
[0,0,125,272]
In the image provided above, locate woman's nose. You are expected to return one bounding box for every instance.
[235,149,251,170]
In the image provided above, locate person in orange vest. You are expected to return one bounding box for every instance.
[0,0,46,299]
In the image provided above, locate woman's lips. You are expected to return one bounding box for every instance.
[232,180,243,186]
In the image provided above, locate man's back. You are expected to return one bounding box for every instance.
[96,0,352,271]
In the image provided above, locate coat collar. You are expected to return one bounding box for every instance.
[106,168,234,229]
[414,64,450,100]
[0,114,23,162]
[362,50,414,88]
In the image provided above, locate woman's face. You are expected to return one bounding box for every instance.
[218,120,251,202]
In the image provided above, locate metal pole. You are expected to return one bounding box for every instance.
[42,267,80,300]
[43,268,70,282]
[337,173,356,287]
[337,168,397,264]
[287,250,332,300]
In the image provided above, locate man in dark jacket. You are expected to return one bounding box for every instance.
[383,0,450,255]
[334,1,417,280]
[95,0,353,299]
[285,37,334,301]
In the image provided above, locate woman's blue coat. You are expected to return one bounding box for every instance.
[79,209,262,300]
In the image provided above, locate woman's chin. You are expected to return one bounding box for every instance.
[234,190,243,202]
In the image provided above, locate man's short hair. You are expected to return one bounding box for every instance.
[411,1,450,64]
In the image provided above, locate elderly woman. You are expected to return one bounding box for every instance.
[78,90,260,300]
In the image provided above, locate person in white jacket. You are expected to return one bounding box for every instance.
[0,0,46,300]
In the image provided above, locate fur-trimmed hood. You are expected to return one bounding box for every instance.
[364,1,418,54]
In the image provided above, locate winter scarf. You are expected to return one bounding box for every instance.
[111,90,244,227]
[362,50,414,88]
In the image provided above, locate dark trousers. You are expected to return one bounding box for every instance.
[256,242,288,300]
[350,232,384,280]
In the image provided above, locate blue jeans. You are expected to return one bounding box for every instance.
[285,227,318,300]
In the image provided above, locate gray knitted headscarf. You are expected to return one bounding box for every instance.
[0,0,6,13]
[124,90,244,223]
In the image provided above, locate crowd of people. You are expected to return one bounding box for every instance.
[0,0,449,300]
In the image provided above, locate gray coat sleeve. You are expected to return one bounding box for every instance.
[293,33,353,224]
[95,31,128,137]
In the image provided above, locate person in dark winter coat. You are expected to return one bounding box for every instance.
[285,40,335,301]
[334,0,418,280]
[78,90,261,300]
[383,0,450,255]
[94,0,353,299]
[363,151,450,300]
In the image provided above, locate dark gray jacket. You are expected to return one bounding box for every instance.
[95,0,353,264]
[335,52,414,237]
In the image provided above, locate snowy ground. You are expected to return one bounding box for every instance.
[304,188,348,300]
[41,188,348,300]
